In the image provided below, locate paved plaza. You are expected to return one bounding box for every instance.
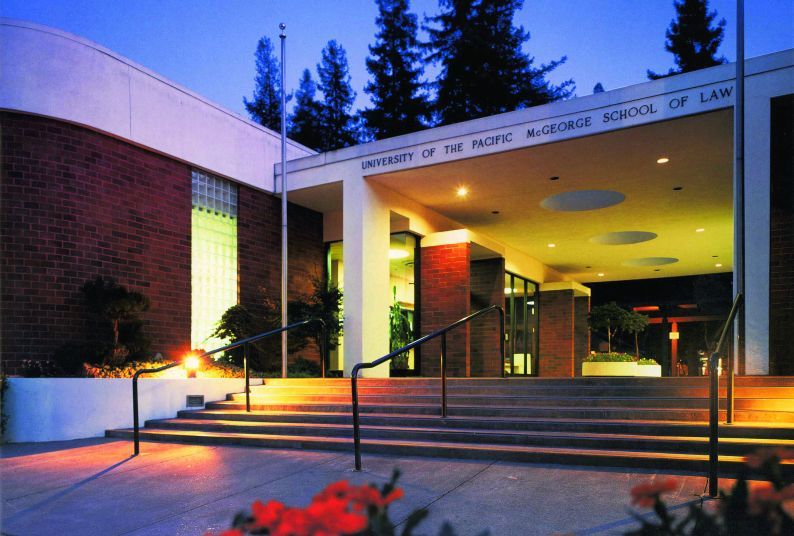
[1,438,722,535]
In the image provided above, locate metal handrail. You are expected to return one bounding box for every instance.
[132,318,327,455]
[351,305,505,470]
[707,292,743,497]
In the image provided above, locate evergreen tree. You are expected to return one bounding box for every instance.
[288,69,324,152]
[424,0,573,125]
[243,36,283,131]
[316,40,357,151]
[647,0,727,80]
[362,0,431,140]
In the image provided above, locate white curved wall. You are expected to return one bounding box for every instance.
[0,19,313,192]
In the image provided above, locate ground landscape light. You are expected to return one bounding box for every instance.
[184,354,200,378]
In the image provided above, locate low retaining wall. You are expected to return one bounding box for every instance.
[3,377,262,443]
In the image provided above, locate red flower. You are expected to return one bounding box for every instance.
[748,483,794,515]
[252,500,286,528]
[630,478,678,508]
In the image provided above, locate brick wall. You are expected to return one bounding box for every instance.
[770,94,794,375]
[420,243,471,377]
[539,289,575,377]
[1,112,325,374]
[238,186,324,369]
[573,295,591,376]
[470,258,504,376]
[1,112,192,371]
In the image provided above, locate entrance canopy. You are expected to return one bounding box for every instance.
[369,109,733,283]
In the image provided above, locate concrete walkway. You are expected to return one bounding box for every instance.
[1,439,720,535]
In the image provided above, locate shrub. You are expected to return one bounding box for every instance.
[638,358,659,366]
[207,469,469,536]
[584,352,636,363]
[20,360,61,377]
[626,447,794,535]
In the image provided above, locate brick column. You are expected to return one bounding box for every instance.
[420,243,471,377]
[573,295,591,376]
[539,289,575,377]
[470,258,505,377]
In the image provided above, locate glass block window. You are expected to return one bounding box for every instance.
[191,169,238,351]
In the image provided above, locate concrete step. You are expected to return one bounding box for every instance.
[207,400,794,422]
[230,393,794,411]
[104,427,794,475]
[142,418,794,456]
[175,409,794,439]
[257,377,794,387]
[248,384,794,398]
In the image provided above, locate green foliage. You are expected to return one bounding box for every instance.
[212,277,342,374]
[584,352,636,363]
[316,40,358,151]
[53,341,108,375]
[243,36,284,132]
[423,0,573,126]
[623,310,650,358]
[389,287,414,370]
[638,358,659,366]
[588,302,628,353]
[647,0,727,80]
[625,448,793,535]
[19,359,61,377]
[362,0,431,139]
[287,357,321,378]
[80,276,150,364]
[288,69,325,151]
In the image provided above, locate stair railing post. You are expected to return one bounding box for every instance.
[132,371,141,456]
[708,350,720,497]
[351,367,362,471]
[499,306,505,378]
[441,332,447,418]
[244,343,251,413]
[727,337,735,424]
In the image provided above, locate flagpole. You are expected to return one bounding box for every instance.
[280,23,288,378]
[730,0,745,417]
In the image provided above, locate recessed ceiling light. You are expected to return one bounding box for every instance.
[585,266,592,269]
[695,228,705,233]
[715,263,723,268]
[657,157,670,164]
[597,272,605,277]
[456,186,469,198]
[712,255,719,258]
[547,243,556,248]
[673,186,683,191]
[549,176,560,181]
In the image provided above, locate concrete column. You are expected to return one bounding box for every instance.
[743,85,771,374]
[342,178,391,377]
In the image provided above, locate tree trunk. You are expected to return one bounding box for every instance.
[113,319,119,346]
[607,322,612,353]
[635,333,639,359]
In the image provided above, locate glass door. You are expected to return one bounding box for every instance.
[504,272,539,376]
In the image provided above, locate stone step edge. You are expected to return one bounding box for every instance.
[144,418,794,445]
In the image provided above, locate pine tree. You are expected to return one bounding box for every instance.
[424,0,573,126]
[243,36,283,131]
[288,69,324,152]
[316,40,357,151]
[362,0,431,140]
[647,0,726,80]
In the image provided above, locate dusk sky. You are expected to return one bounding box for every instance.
[3,1,792,118]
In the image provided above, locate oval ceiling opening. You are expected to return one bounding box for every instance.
[621,257,679,267]
[540,190,625,211]
[590,231,658,245]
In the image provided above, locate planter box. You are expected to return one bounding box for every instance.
[3,377,262,443]
[636,364,662,377]
[582,361,638,377]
